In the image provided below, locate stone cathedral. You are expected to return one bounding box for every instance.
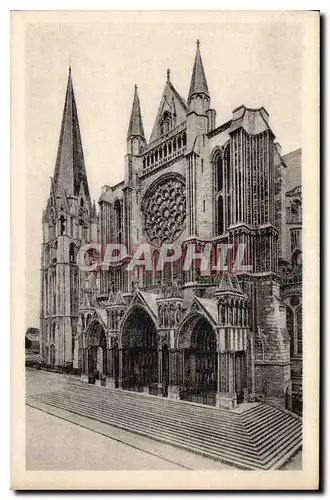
[39,42,303,414]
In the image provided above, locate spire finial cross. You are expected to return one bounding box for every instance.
[167,68,170,82]
[196,39,200,48]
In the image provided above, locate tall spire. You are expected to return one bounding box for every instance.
[53,67,90,201]
[127,85,145,139]
[188,39,209,99]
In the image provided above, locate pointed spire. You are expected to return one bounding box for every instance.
[53,67,90,201]
[216,273,244,297]
[188,39,209,99]
[127,85,145,139]
[231,274,243,293]
[219,273,235,292]
[114,289,126,306]
[107,288,115,306]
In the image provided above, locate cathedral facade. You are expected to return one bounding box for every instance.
[39,42,303,414]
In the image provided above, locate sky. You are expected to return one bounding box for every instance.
[25,15,302,328]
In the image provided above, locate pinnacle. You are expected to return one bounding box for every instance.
[127,85,145,139]
[188,39,209,99]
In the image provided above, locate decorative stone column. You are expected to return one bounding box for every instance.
[249,332,256,401]
[215,351,229,408]
[118,348,123,389]
[167,349,180,400]
[72,331,80,370]
[106,347,116,389]
[157,348,163,396]
[81,346,89,383]
[243,349,249,402]
[94,347,103,386]
[229,352,237,407]
[215,351,237,410]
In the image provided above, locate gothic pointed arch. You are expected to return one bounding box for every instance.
[86,319,106,348]
[85,319,107,379]
[69,242,77,263]
[177,305,217,350]
[178,297,218,343]
[177,310,218,406]
[120,304,159,393]
[113,198,123,244]
[120,290,159,333]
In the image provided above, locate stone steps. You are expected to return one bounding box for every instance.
[65,385,252,442]
[240,403,302,469]
[33,392,262,468]
[28,382,302,470]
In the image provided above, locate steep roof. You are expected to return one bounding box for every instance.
[127,85,145,139]
[216,273,244,296]
[53,67,90,201]
[229,105,273,136]
[188,40,209,99]
[149,71,187,144]
[283,148,302,191]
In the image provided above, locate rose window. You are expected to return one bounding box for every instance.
[143,176,186,246]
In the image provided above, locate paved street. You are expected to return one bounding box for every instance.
[26,406,185,470]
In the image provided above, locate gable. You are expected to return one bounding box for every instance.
[93,308,107,329]
[129,291,159,321]
[149,81,187,144]
[186,297,218,325]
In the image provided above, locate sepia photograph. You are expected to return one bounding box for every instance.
[11,10,319,490]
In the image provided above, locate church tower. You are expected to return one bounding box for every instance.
[40,67,95,369]
[123,84,146,253]
[186,41,216,238]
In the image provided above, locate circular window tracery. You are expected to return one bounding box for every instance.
[143,176,186,246]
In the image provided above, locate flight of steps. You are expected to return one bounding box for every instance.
[28,382,302,470]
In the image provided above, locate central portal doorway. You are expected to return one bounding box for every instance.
[121,307,160,395]
[180,316,218,406]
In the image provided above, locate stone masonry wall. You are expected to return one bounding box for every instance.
[255,278,291,408]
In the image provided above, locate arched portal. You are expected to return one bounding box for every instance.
[86,320,107,384]
[179,314,218,406]
[121,307,159,395]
